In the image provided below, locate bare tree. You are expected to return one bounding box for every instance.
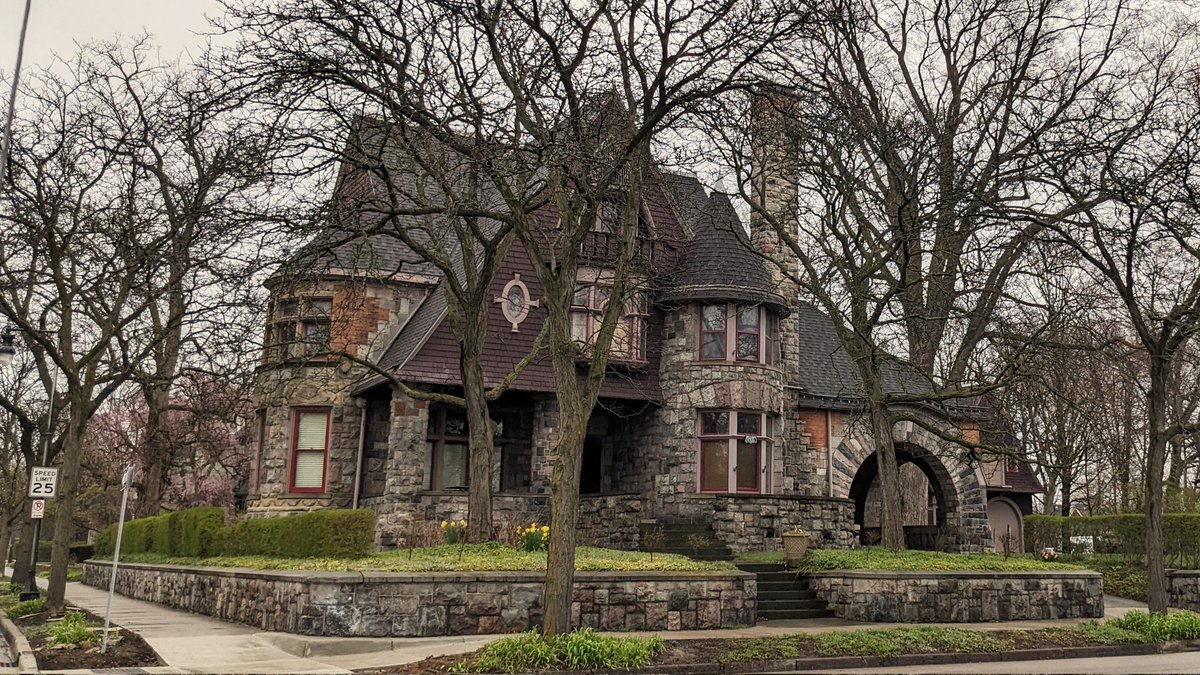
[695,0,1131,548]
[1037,19,1200,611]
[226,0,820,634]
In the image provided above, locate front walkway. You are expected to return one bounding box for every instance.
[30,576,1149,674]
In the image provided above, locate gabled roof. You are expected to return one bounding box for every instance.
[793,303,934,405]
[657,174,788,312]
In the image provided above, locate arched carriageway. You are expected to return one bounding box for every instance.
[848,443,960,550]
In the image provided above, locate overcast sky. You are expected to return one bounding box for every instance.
[0,1,221,72]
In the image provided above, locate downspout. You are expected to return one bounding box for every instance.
[351,400,368,510]
[826,409,834,497]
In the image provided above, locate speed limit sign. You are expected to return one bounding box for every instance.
[30,499,44,519]
[29,467,58,498]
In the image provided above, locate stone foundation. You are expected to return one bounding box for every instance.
[82,561,755,636]
[700,494,857,553]
[1169,570,1200,612]
[809,570,1103,622]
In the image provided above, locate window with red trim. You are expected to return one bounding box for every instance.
[569,283,648,361]
[698,410,771,493]
[698,304,777,364]
[290,408,330,493]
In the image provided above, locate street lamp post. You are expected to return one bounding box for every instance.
[0,324,58,600]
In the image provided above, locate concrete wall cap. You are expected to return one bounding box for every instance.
[806,569,1102,579]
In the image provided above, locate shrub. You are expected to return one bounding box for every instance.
[7,598,45,619]
[1075,621,1150,645]
[1110,610,1200,642]
[452,629,665,672]
[48,611,95,647]
[214,510,375,558]
[95,507,225,558]
[1025,514,1200,567]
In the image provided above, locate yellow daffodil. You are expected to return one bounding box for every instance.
[541,526,550,533]
[441,520,448,528]
[459,519,467,528]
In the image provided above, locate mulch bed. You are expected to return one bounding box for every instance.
[14,605,162,671]
[373,630,1126,674]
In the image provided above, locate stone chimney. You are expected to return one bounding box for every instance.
[748,89,801,289]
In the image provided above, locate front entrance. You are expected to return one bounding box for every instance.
[849,445,957,550]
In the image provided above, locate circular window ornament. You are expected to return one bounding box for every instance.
[495,273,538,332]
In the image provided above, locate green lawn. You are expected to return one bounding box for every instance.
[106,543,734,573]
[737,548,1085,572]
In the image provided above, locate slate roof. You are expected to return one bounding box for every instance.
[658,175,788,312]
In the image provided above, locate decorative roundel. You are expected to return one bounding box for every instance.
[495,273,538,332]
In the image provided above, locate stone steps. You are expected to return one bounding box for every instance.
[738,562,833,622]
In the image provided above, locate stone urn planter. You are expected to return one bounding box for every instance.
[782,529,811,567]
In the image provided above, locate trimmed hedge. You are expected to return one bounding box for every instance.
[95,507,225,558]
[95,507,374,559]
[1026,514,1200,567]
[213,510,375,558]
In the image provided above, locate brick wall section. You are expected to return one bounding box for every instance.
[1168,570,1200,612]
[82,562,755,637]
[809,570,1103,622]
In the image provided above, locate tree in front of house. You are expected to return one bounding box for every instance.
[225,0,823,634]
[693,0,1132,548]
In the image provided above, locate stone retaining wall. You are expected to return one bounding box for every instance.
[82,561,755,637]
[809,570,1103,622]
[1169,570,1200,612]
[701,494,858,552]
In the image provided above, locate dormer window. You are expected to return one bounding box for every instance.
[270,297,333,361]
[699,303,779,365]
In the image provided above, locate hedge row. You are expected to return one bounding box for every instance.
[94,507,375,559]
[1025,514,1200,567]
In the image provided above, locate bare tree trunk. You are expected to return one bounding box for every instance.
[46,399,85,614]
[8,511,32,584]
[1120,385,1134,512]
[544,402,585,636]
[868,398,904,550]
[1146,357,1169,614]
[462,346,494,542]
[1166,437,1185,510]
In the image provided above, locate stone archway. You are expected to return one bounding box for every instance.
[848,444,959,549]
[830,420,992,552]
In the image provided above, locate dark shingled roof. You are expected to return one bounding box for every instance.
[793,302,936,405]
[658,175,788,312]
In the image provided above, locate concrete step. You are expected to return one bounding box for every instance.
[757,607,834,621]
[755,571,803,582]
[735,563,786,573]
[758,580,813,592]
[757,589,817,601]
[758,598,828,610]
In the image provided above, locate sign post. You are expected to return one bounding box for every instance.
[20,466,58,601]
[102,465,134,654]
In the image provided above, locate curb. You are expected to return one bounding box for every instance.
[461,639,1200,675]
[0,615,38,674]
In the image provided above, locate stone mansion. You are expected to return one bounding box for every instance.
[243,125,1040,556]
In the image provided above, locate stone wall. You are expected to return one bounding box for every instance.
[701,494,857,552]
[809,570,1103,622]
[1168,570,1200,612]
[82,561,755,637]
[578,494,643,550]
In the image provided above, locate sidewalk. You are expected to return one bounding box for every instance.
[39,579,493,674]
[28,575,1149,674]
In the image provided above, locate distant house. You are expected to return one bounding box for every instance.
[243,121,1040,555]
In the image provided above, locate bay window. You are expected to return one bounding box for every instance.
[698,304,779,365]
[270,297,333,361]
[698,410,772,493]
[290,408,330,492]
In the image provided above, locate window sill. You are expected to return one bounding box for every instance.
[692,360,782,371]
